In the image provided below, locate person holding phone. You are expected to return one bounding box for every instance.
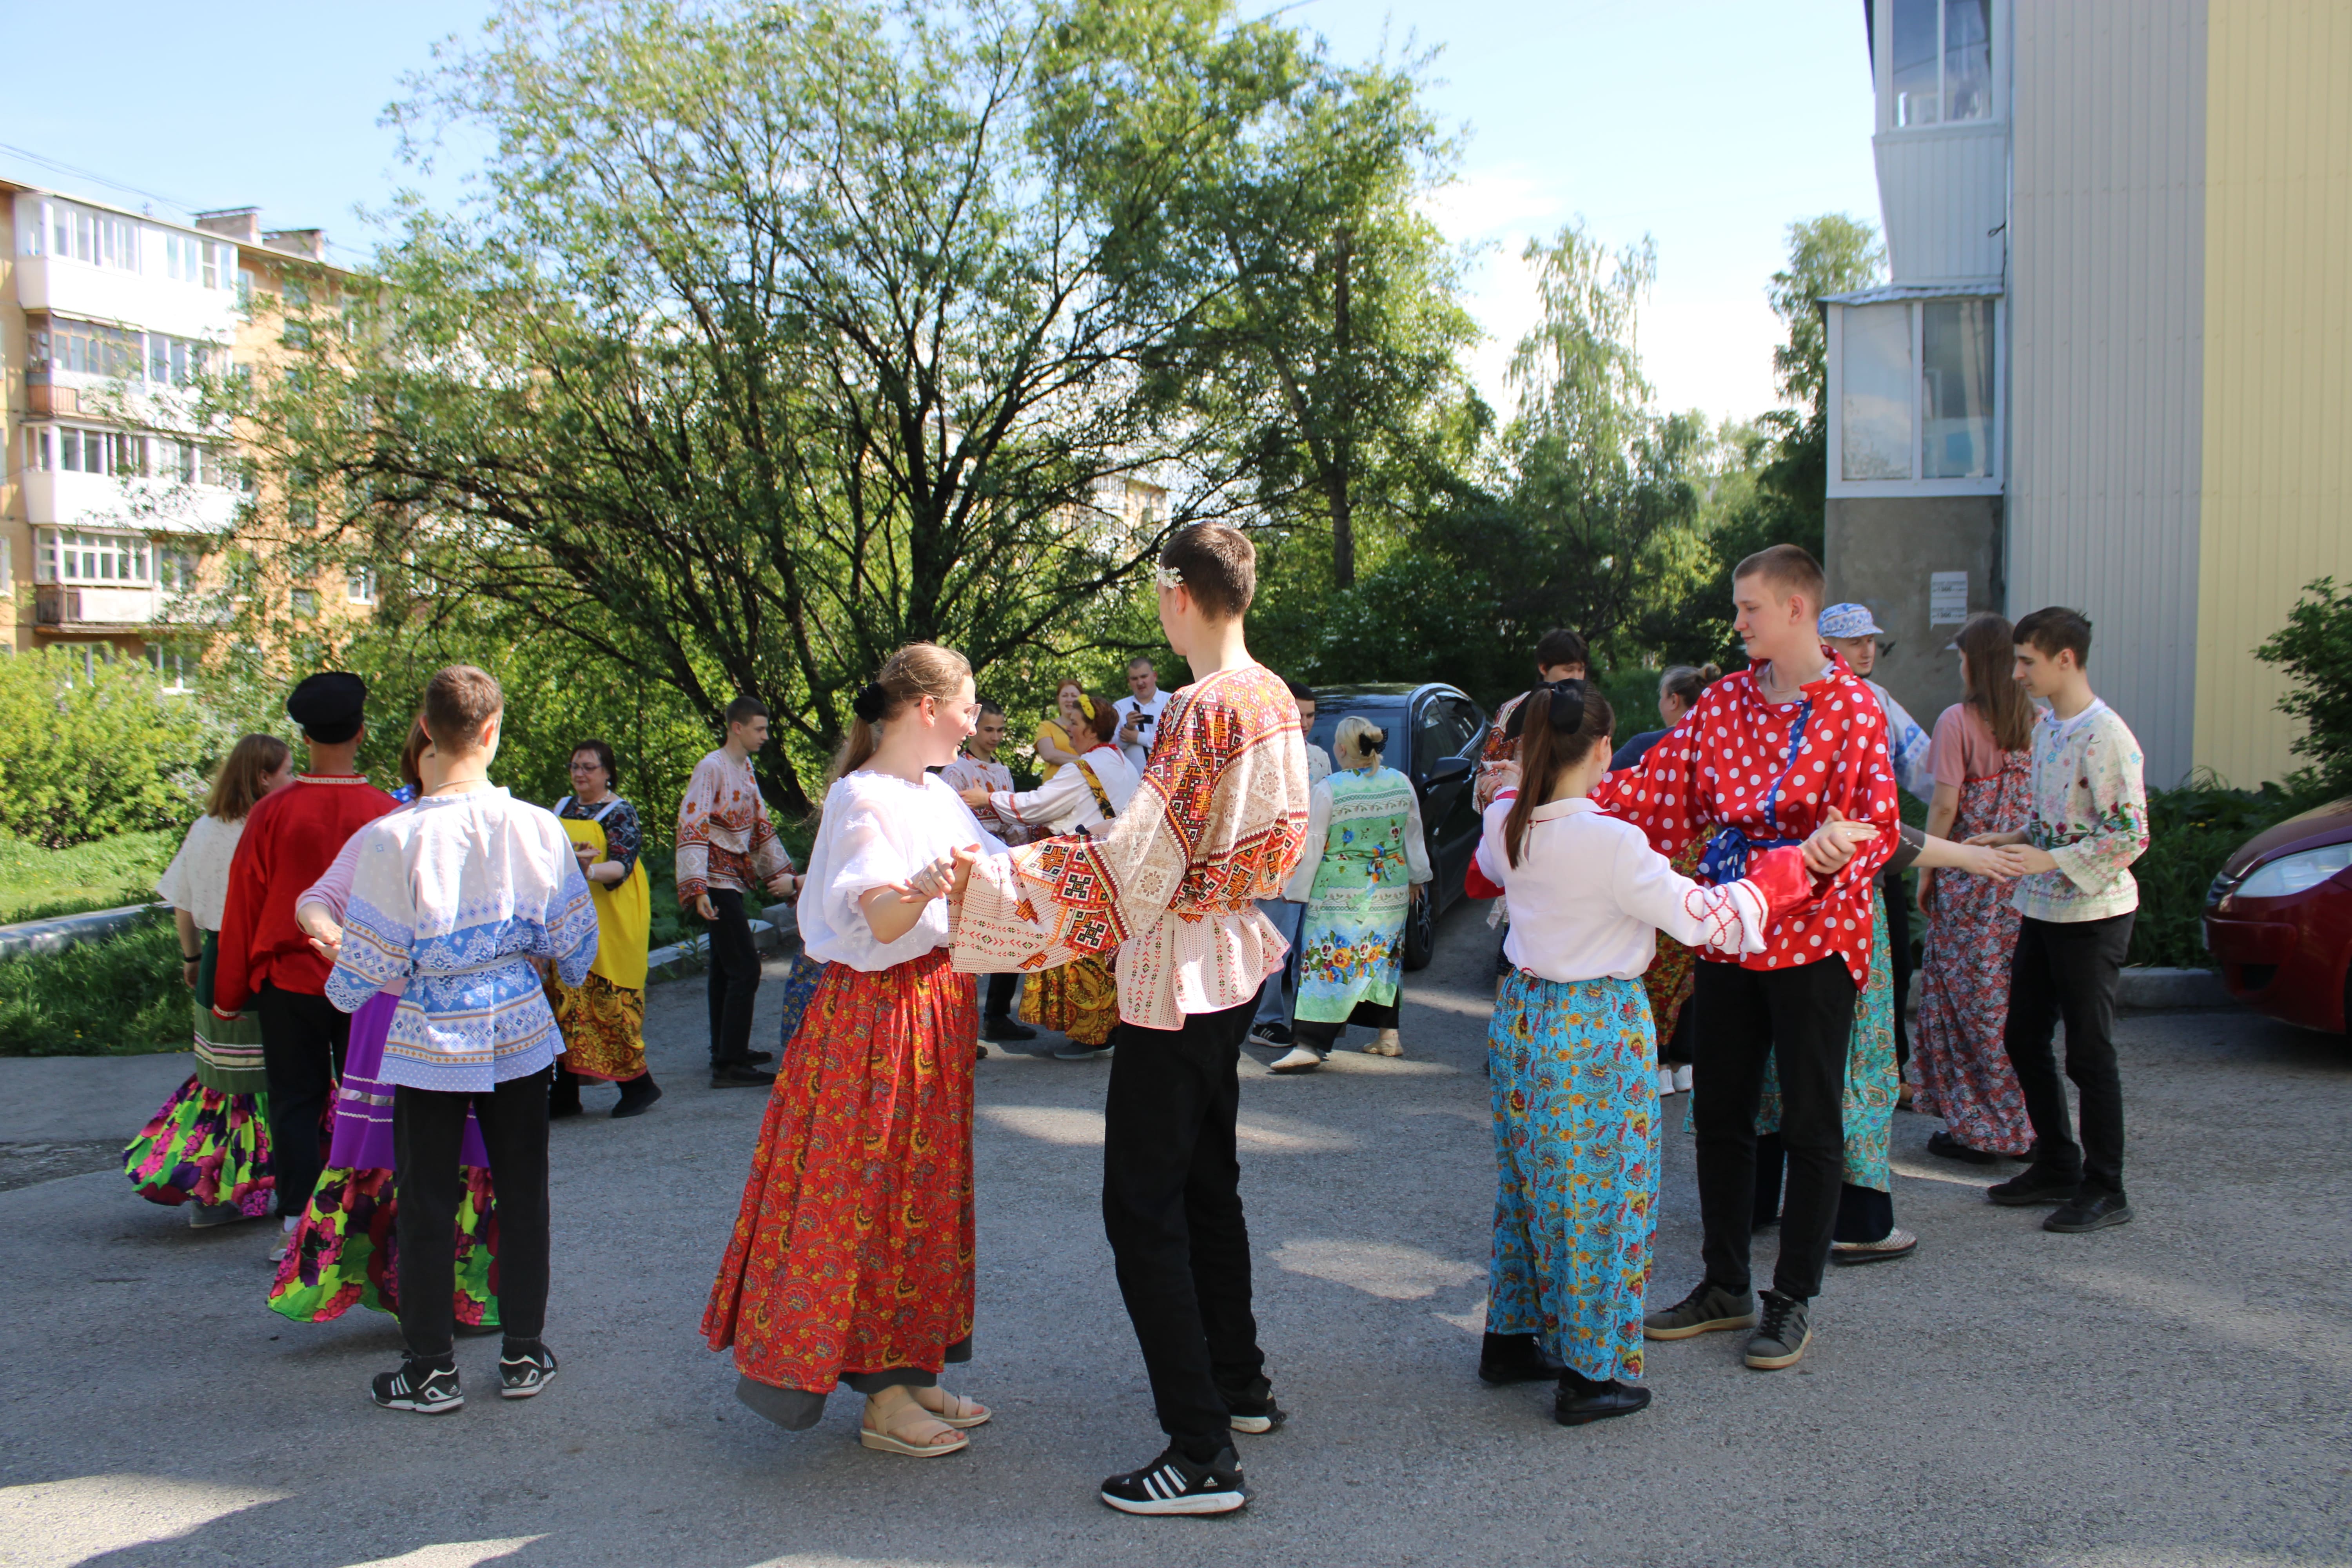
[1113,657,1170,776]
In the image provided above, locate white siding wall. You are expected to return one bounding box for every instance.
[2008,0,2208,788]
[1874,125,2010,282]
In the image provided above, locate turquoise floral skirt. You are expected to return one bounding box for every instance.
[1486,971,1658,1384]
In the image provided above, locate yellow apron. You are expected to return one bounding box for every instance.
[561,813,650,993]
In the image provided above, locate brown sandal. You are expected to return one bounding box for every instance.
[911,1386,992,1430]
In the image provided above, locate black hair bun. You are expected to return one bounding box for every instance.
[1363,724,1387,750]
[851,682,889,723]
[1544,678,1588,732]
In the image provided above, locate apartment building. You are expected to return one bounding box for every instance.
[1820,0,2350,789]
[0,180,362,684]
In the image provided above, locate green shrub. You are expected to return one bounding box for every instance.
[0,828,179,923]
[0,911,188,1056]
[0,651,209,848]
[2256,577,2352,795]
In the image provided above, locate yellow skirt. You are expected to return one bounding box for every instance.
[1018,955,1118,1047]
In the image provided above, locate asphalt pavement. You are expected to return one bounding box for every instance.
[1,899,2346,1568]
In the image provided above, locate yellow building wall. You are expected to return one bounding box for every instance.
[2195,0,2352,788]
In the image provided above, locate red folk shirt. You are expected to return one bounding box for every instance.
[215,773,399,1011]
[1588,653,1898,987]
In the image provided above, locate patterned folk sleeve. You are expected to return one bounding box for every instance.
[674,753,720,901]
[600,799,643,880]
[746,797,791,886]
[2043,715,2150,894]
[327,824,413,1014]
[549,854,601,987]
[1472,693,1525,810]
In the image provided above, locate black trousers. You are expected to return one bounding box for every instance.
[1755,1134,1895,1243]
[1101,998,1266,1452]
[706,889,762,1067]
[984,973,1018,1020]
[393,1067,553,1359]
[2004,913,2134,1196]
[1691,958,1857,1302]
[1881,870,1913,1068]
[256,984,351,1220]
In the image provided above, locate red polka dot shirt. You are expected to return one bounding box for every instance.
[1589,652,1900,988]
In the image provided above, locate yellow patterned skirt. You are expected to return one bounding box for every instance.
[547,971,649,1082]
[1018,955,1118,1047]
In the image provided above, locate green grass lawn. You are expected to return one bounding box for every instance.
[0,911,187,1056]
[0,827,178,924]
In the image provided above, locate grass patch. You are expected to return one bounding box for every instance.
[0,828,178,924]
[0,910,188,1056]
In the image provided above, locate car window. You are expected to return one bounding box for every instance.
[1416,694,1481,775]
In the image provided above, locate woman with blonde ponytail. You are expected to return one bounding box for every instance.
[704,643,1009,1460]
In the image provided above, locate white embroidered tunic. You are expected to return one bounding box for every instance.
[982,743,1140,836]
[327,788,599,1092]
[155,812,246,933]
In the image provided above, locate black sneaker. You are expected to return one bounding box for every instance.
[1986,1165,2082,1206]
[2044,1191,2133,1233]
[746,1050,774,1065]
[1554,1373,1651,1426]
[371,1358,462,1414]
[1479,1331,1565,1385]
[1217,1374,1286,1434]
[1099,1445,1247,1516]
[1248,1022,1292,1049]
[1642,1281,1757,1341]
[499,1342,559,1399]
[981,1016,1037,1043]
[1927,1130,1997,1164]
[710,1063,776,1089]
[1744,1290,1811,1370]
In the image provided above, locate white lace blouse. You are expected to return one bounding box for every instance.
[800,771,1008,973]
[155,813,246,933]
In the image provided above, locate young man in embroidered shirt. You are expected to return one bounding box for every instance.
[1594,545,1900,1372]
[215,671,399,1258]
[328,665,599,1413]
[947,524,1310,1517]
[939,700,1033,1043]
[676,698,800,1088]
[1967,608,2149,1233]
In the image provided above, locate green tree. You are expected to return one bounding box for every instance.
[0,651,208,848]
[2256,577,2352,794]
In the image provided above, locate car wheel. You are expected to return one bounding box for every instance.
[1402,890,1435,972]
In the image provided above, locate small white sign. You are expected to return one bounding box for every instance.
[1929,571,1969,626]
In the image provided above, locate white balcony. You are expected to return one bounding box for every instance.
[21,470,238,536]
[14,254,238,341]
[35,583,167,631]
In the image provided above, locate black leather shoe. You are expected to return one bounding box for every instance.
[1479,1332,1564,1385]
[1927,1131,1997,1164]
[710,1063,776,1089]
[2044,1191,2134,1232]
[612,1078,663,1118]
[1987,1166,2082,1206]
[1554,1375,1651,1426]
[746,1051,774,1066]
[980,1016,1037,1043]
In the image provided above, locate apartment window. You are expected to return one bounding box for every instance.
[289,587,319,618]
[149,647,194,692]
[1889,0,1992,127]
[47,203,140,270]
[35,529,152,585]
[144,333,214,387]
[24,427,52,472]
[42,318,141,379]
[1829,294,2002,494]
[159,233,232,289]
[346,566,377,604]
[158,550,200,592]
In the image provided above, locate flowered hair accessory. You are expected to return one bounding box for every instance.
[1153,565,1186,591]
[1077,691,1097,720]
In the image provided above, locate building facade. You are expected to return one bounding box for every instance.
[0,180,360,684]
[1822,0,2350,790]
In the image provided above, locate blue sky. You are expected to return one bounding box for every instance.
[2,0,1881,428]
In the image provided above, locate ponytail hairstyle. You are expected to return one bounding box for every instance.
[1955,612,2034,752]
[829,642,974,786]
[1501,679,1615,868]
[1333,714,1387,768]
[397,717,433,793]
[204,732,292,822]
[1658,662,1720,715]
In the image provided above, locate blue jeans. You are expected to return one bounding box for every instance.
[1252,899,1305,1029]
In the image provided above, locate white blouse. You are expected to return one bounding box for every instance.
[802,770,1008,972]
[1474,796,1770,983]
[983,744,1140,835]
[155,813,247,933]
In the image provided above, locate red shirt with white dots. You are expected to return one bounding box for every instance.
[1589,652,1899,988]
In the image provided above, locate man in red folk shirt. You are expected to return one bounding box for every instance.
[1593,544,1898,1372]
[215,673,399,1257]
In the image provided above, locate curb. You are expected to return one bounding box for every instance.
[0,902,166,960]
[647,906,797,979]
[2116,964,2232,1011]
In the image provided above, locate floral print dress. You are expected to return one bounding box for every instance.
[1292,766,1432,1027]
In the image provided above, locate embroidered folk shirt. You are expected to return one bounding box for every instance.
[674,748,789,900]
[982,743,1141,836]
[939,753,1032,845]
[952,663,1311,1029]
[1589,653,1900,989]
[327,788,599,1092]
[2013,699,2149,924]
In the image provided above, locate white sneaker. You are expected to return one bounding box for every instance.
[1268,1047,1323,1074]
[1658,1068,1677,1096]
[1674,1065,1693,1094]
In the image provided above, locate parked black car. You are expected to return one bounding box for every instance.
[1304,682,1490,970]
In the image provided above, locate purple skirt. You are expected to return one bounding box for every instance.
[328,991,490,1170]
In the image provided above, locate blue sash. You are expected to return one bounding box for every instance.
[1696,697,1812,885]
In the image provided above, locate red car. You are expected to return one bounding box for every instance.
[2203,795,2352,1033]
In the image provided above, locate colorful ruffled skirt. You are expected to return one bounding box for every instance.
[1017,954,1117,1047]
[704,950,978,1395]
[1486,972,1657,1385]
[123,1076,274,1216]
[268,990,500,1327]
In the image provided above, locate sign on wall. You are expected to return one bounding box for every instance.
[1929,570,1969,626]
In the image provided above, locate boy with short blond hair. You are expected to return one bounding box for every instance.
[1970,607,2149,1232]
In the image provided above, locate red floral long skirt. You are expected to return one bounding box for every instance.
[701,949,979,1393]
